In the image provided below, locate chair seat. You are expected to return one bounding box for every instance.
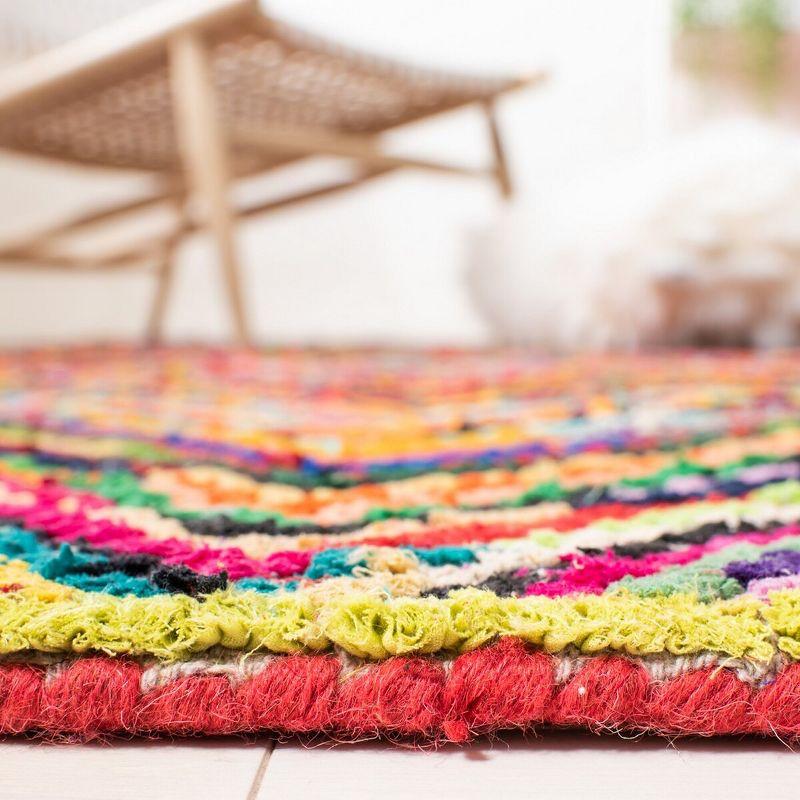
[0,17,523,173]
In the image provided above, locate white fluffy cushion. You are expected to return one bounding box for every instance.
[467,119,800,350]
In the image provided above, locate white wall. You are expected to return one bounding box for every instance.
[0,0,669,346]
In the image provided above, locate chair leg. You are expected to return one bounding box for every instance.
[145,243,178,345]
[168,30,251,347]
[482,99,514,199]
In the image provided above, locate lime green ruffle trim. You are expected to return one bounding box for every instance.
[0,580,794,663]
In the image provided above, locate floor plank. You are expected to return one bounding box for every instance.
[260,732,800,800]
[3,732,797,800]
[0,738,272,800]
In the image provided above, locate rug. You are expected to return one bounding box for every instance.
[1,346,800,741]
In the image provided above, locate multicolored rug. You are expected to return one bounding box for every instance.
[2,346,800,741]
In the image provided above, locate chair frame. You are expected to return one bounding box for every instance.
[0,0,543,345]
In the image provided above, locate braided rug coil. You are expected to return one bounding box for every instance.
[4,347,800,742]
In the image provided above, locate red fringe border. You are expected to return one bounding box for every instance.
[2,640,799,741]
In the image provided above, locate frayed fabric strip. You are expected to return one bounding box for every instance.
[1,641,799,742]
[5,348,800,744]
[1,576,795,662]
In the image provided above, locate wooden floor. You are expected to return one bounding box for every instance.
[0,732,797,799]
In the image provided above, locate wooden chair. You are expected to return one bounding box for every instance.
[0,0,542,345]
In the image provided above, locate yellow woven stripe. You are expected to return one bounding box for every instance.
[0,558,74,602]
[0,560,791,662]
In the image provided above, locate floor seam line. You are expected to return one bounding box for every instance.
[245,741,274,800]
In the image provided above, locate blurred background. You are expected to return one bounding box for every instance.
[0,0,798,348]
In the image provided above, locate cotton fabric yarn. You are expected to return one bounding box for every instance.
[2,347,800,741]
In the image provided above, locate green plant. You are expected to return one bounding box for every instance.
[675,0,788,102]
[676,0,785,32]
[738,0,784,94]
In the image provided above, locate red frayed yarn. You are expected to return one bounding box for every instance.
[645,667,753,735]
[137,675,241,735]
[333,657,445,737]
[238,654,339,732]
[360,524,535,549]
[42,657,141,735]
[361,504,669,550]
[442,638,553,742]
[546,503,665,532]
[548,656,649,731]
[0,645,797,742]
[0,664,43,734]
[752,663,800,737]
